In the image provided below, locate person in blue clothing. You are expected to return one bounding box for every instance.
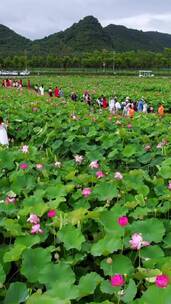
[138,98,144,112]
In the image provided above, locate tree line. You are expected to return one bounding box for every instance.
[0,49,171,70]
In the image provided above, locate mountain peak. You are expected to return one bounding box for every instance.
[0,16,171,55]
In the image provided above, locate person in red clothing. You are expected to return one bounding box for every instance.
[54,87,60,97]
[102,97,108,109]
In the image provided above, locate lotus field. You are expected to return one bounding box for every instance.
[1,76,171,304]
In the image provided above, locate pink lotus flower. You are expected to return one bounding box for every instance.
[20,163,28,170]
[31,224,43,234]
[144,144,151,152]
[115,172,123,180]
[5,191,17,205]
[21,145,29,153]
[155,275,169,288]
[82,188,92,197]
[27,214,40,225]
[36,163,43,170]
[111,274,125,287]
[74,155,84,164]
[127,124,132,129]
[157,140,168,149]
[48,210,56,218]
[168,182,171,190]
[54,161,61,168]
[5,196,16,204]
[129,233,150,250]
[157,142,164,149]
[89,160,99,169]
[118,216,129,227]
[96,171,105,179]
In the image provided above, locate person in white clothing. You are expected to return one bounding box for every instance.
[143,102,148,113]
[39,85,44,96]
[115,101,121,113]
[0,117,9,145]
[109,97,115,114]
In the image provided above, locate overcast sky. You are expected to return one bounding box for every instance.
[0,0,171,39]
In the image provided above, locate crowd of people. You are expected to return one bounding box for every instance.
[70,92,165,118]
[2,79,23,89]
[34,85,64,98]
[0,80,166,145]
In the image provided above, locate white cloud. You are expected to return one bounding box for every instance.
[0,0,171,38]
[101,13,171,34]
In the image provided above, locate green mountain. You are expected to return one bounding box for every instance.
[0,24,31,55]
[1,16,171,56]
[33,16,113,55]
[104,24,171,51]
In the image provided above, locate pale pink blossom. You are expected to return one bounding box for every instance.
[157,140,168,149]
[48,210,56,218]
[82,188,92,197]
[5,191,17,205]
[111,274,125,287]
[118,216,129,227]
[21,145,29,153]
[115,172,123,180]
[168,182,171,190]
[144,144,151,151]
[155,275,169,288]
[74,155,84,164]
[5,196,16,204]
[127,124,132,129]
[31,224,43,234]
[89,160,99,169]
[96,171,105,179]
[129,233,150,250]
[27,214,40,225]
[36,163,43,170]
[157,142,164,149]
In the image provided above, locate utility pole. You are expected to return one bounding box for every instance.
[24,49,28,71]
[113,50,116,74]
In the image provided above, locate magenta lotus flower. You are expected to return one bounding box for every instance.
[155,275,169,288]
[74,155,84,164]
[27,214,40,225]
[82,188,92,197]
[20,163,28,170]
[115,172,123,180]
[54,161,61,168]
[129,233,150,250]
[31,224,43,234]
[118,216,129,227]
[36,163,43,170]
[111,274,125,287]
[168,182,171,190]
[89,160,99,169]
[48,210,56,218]
[96,171,105,179]
[21,145,29,153]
